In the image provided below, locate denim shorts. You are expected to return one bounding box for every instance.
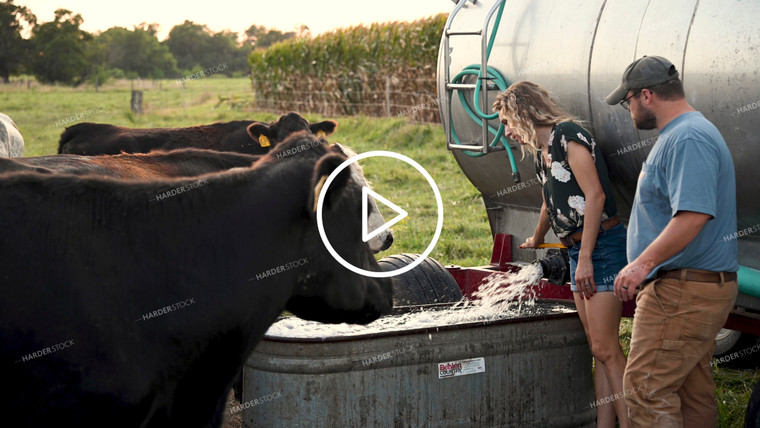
[568,223,628,292]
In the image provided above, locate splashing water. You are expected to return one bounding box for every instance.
[264,262,574,339]
[451,262,544,322]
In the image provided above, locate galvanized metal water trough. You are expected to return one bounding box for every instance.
[242,302,594,428]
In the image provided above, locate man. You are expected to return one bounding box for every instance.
[607,56,739,427]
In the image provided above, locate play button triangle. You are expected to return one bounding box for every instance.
[362,187,408,243]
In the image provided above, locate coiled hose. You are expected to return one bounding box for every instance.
[448,0,520,182]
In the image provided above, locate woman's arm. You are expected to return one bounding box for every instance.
[521,189,551,248]
[567,140,606,297]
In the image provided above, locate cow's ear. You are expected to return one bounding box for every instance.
[310,120,338,139]
[246,123,274,148]
[309,153,350,214]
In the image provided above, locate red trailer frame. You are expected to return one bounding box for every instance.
[445,233,760,336]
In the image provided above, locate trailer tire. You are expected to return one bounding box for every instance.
[715,329,742,356]
[745,378,760,427]
[378,253,463,306]
[714,329,760,369]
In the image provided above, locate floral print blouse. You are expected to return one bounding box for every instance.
[535,121,618,238]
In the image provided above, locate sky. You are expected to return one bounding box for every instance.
[19,0,454,40]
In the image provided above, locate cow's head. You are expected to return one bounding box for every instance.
[246,112,337,149]
[333,143,393,253]
[267,133,392,324]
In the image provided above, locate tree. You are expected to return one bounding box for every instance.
[243,24,265,48]
[29,9,92,85]
[135,22,159,37]
[166,21,249,76]
[164,21,213,72]
[0,0,36,83]
[94,26,177,79]
[244,24,296,50]
[207,30,244,75]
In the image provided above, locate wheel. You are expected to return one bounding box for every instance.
[713,328,760,369]
[378,253,463,307]
[715,328,742,356]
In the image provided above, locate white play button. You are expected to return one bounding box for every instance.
[362,187,407,243]
[316,151,443,278]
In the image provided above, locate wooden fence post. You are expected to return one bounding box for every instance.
[131,90,143,114]
[385,76,391,117]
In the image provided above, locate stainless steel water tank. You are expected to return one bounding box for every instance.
[437,0,760,269]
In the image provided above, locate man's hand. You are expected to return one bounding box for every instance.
[614,260,655,302]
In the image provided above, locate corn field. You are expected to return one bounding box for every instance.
[248,14,447,123]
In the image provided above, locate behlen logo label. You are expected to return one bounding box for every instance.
[438,357,486,379]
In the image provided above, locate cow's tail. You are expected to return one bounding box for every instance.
[58,123,88,154]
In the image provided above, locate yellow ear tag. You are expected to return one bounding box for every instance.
[259,135,271,148]
[316,130,326,138]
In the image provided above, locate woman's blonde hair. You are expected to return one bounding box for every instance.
[492,81,580,158]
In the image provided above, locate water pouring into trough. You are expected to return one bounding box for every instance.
[265,254,567,338]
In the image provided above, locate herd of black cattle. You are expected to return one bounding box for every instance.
[0,112,395,427]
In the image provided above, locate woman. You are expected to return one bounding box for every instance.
[493,81,630,428]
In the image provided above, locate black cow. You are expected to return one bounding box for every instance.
[0,146,392,253]
[1,133,392,427]
[57,112,337,155]
[0,149,259,179]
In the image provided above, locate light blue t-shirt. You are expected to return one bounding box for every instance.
[627,111,738,278]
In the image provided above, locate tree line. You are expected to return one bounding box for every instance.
[0,0,308,85]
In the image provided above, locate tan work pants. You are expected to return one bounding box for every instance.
[624,272,737,427]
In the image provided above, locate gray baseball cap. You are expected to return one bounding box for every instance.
[605,56,680,105]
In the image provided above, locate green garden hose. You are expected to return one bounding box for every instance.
[449,0,521,182]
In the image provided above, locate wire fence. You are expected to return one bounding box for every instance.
[249,75,442,123]
[1,74,444,123]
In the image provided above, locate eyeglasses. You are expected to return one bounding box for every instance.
[620,90,642,111]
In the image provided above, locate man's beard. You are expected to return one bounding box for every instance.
[633,105,657,130]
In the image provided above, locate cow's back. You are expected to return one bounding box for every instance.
[0,113,24,157]
[89,149,259,178]
[59,121,259,155]
[2,154,121,177]
[134,149,258,176]
[153,121,260,153]
[2,150,259,179]
[0,158,56,175]
[58,123,143,155]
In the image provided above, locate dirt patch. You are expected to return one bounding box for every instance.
[221,390,242,428]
